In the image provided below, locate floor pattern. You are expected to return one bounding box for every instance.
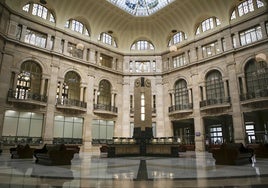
[0,151,268,187]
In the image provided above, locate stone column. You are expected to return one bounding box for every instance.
[94,89,98,104]
[40,77,45,96]
[53,35,63,53]
[120,77,131,137]
[185,50,190,64]
[156,77,167,137]
[80,85,84,102]
[58,80,63,104]
[7,20,18,39]
[63,40,68,55]
[197,45,203,60]
[46,34,52,50]
[224,31,233,51]
[202,84,207,101]
[189,44,198,62]
[111,91,115,107]
[233,32,241,48]
[83,47,87,61]
[223,79,228,98]
[191,70,205,151]
[171,90,175,106]
[0,52,14,137]
[217,38,223,53]
[241,75,247,94]
[82,73,94,152]
[112,57,117,70]
[260,22,267,38]
[188,88,192,104]
[133,60,136,72]
[89,49,96,63]
[12,71,19,90]
[43,60,60,144]
[20,25,27,42]
[227,57,245,144]
[96,51,100,65]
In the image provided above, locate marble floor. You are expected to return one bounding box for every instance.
[0,151,268,188]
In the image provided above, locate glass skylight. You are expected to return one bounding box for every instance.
[107,0,175,17]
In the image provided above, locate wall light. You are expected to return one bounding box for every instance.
[76,43,84,50]
[255,53,266,62]
[169,45,177,52]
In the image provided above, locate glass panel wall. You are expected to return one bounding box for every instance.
[53,116,83,144]
[2,110,43,144]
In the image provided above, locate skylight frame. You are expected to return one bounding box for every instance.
[107,0,175,17]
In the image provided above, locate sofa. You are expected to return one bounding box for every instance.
[35,144,75,165]
[247,143,268,158]
[211,143,253,165]
[10,144,34,159]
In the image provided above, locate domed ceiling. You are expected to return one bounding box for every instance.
[5,0,239,53]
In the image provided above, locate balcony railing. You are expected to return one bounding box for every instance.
[200,97,231,107]
[56,98,87,108]
[8,89,47,103]
[246,132,268,144]
[1,136,42,145]
[240,89,268,101]
[130,108,157,114]
[168,103,193,113]
[94,104,118,113]
[53,137,82,145]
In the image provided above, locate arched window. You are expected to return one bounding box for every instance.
[231,0,265,20]
[16,61,42,99]
[245,59,268,95]
[168,31,187,46]
[205,70,224,100]
[195,17,221,35]
[22,3,55,23]
[65,19,90,36]
[98,32,117,47]
[174,79,189,107]
[63,71,81,101]
[131,40,154,51]
[98,80,111,105]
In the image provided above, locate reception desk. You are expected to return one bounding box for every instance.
[106,138,180,157]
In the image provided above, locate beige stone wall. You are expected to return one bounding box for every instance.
[0,2,267,152]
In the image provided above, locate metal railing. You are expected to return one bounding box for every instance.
[130,108,157,114]
[53,138,83,145]
[200,97,231,107]
[168,103,193,113]
[8,89,47,103]
[240,89,268,101]
[246,132,268,144]
[1,136,42,145]
[56,98,87,108]
[94,104,118,113]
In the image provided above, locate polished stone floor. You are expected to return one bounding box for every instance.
[0,151,268,187]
